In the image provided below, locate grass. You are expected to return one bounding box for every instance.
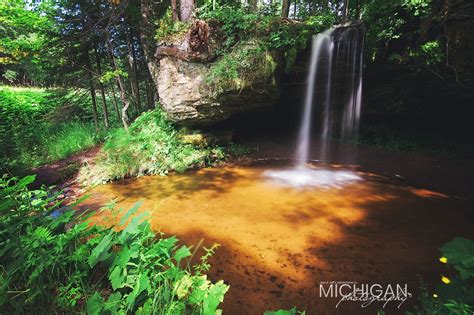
[0,86,112,172]
[78,109,227,186]
[36,122,108,162]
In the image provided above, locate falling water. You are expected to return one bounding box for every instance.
[295,30,334,166]
[340,27,364,139]
[296,25,365,165]
[264,24,365,189]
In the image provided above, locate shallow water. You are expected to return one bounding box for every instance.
[77,162,472,314]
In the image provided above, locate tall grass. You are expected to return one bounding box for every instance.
[36,122,108,162]
[0,86,112,171]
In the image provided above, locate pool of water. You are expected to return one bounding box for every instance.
[76,161,471,314]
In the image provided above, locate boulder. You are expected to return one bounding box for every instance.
[155,20,280,126]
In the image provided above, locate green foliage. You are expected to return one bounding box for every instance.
[200,6,334,52]
[206,40,276,95]
[0,0,54,83]
[155,9,189,43]
[0,175,229,313]
[409,238,474,314]
[30,122,107,165]
[79,108,226,185]
[363,0,441,70]
[264,307,306,315]
[0,86,110,171]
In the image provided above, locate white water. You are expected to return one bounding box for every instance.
[295,30,334,166]
[341,28,364,139]
[264,168,361,189]
[264,26,364,189]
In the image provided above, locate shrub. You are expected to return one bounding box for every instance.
[78,109,226,185]
[0,174,229,313]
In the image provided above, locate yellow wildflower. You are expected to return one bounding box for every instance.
[439,257,448,264]
[433,293,438,298]
[441,276,451,284]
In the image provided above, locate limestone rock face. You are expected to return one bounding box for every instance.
[157,56,280,126]
[155,21,280,126]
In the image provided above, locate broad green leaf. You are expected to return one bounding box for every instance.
[120,201,144,226]
[88,232,113,267]
[119,212,149,242]
[174,245,191,263]
[103,292,122,313]
[440,238,474,266]
[203,280,229,315]
[110,265,125,290]
[86,292,104,315]
[126,274,151,310]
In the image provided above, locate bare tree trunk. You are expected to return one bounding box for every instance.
[109,83,121,120]
[342,0,350,23]
[171,0,179,20]
[323,0,329,11]
[126,27,142,113]
[179,0,195,21]
[250,0,257,12]
[355,0,361,19]
[107,40,130,130]
[145,77,155,109]
[282,0,291,17]
[140,0,161,95]
[85,50,99,130]
[94,46,110,129]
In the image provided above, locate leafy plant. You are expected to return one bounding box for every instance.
[0,174,229,313]
[264,307,306,315]
[408,238,474,314]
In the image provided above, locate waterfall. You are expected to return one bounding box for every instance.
[295,30,334,166]
[295,25,365,166]
[264,24,364,189]
[340,27,364,139]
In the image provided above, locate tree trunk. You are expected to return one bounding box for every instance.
[355,0,360,19]
[126,26,142,113]
[342,0,350,23]
[94,47,110,129]
[171,0,179,20]
[107,40,130,130]
[145,76,155,109]
[282,0,291,17]
[250,0,257,12]
[179,0,196,22]
[139,0,161,95]
[323,0,329,11]
[109,83,121,120]
[85,50,99,130]
[179,0,195,21]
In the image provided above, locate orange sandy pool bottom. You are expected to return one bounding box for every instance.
[77,163,472,314]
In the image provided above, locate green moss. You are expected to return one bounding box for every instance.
[205,40,277,96]
[155,9,189,43]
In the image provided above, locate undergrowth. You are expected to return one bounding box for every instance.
[0,86,112,171]
[78,109,227,186]
[0,174,229,313]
